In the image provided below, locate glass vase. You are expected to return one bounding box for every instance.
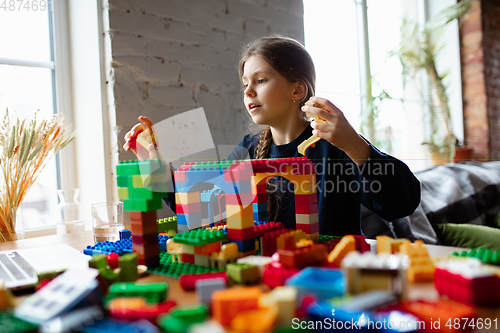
[56,189,84,234]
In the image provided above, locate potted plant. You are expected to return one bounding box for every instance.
[391,0,472,165]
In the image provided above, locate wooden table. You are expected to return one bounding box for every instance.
[2,232,500,332]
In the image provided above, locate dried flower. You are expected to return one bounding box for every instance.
[0,109,75,242]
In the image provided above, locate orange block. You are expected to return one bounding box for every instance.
[194,242,221,256]
[212,287,262,327]
[376,235,410,254]
[231,307,278,332]
[327,235,356,266]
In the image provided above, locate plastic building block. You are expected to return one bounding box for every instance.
[327,235,356,266]
[157,304,208,333]
[451,247,500,265]
[157,216,177,234]
[278,244,327,269]
[0,311,38,333]
[352,235,370,253]
[107,298,177,323]
[120,229,131,240]
[259,286,297,326]
[105,282,167,305]
[179,271,228,291]
[14,268,102,324]
[226,263,261,284]
[212,287,262,327]
[148,252,224,278]
[230,307,278,332]
[209,242,240,269]
[286,267,344,301]
[236,255,273,277]
[262,265,300,289]
[376,235,410,254]
[106,252,120,270]
[341,251,408,300]
[435,260,500,306]
[400,240,434,282]
[195,277,227,305]
[173,228,228,247]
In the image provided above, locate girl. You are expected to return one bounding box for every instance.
[124,36,421,236]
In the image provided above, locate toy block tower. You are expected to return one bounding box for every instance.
[117,159,170,267]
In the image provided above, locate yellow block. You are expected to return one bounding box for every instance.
[259,286,296,325]
[131,173,166,188]
[226,215,254,230]
[175,192,200,204]
[327,235,356,266]
[376,236,410,254]
[226,204,254,218]
[231,307,278,332]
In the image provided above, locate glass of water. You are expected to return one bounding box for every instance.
[91,202,124,243]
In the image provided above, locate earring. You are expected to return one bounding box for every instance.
[293,97,296,103]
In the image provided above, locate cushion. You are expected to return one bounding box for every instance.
[433,223,500,251]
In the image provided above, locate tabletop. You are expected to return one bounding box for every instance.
[2,232,500,332]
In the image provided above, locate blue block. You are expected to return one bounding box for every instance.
[252,202,267,212]
[175,213,202,229]
[233,239,255,252]
[120,229,131,240]
[286,267,344,301]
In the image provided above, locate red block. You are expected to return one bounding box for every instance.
[106,252,119,270]
[179,271,228,291]
[227,227,255,241]
[294,194,317,205]
[132,233,157,246]
[262,264,300,289]
[296,222,319,235]
[295,202,318,214]
[278,244,327,269]
[180,253,195,264]
[225,193,254,206]
[174,170,187,183]
[109,300,177,324]
[353,235,370,253]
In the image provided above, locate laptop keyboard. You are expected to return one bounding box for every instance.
[0,252,37,287]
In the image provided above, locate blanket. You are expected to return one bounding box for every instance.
[361,161,500,244]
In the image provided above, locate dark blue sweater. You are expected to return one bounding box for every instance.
[226,126,421,236]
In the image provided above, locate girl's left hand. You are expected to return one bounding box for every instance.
[301,96,371,164]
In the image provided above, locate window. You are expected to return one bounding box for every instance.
[0,1,59,230]
[303,0,463,171]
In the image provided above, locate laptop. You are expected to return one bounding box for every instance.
[0,244,91,290]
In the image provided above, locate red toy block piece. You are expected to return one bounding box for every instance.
[174,170,187,183]
[227,227,255,241]
[179,271,228,291]
[295,222,319,235]
[353,235,370,253]
[225,193,254,206]
[106,252,120,270]
[108,298,177,324]
[295,202,318,214]
[294,194,317,206]
[278,244,327,269]
[263,264,300,289]
[180,253,195,264]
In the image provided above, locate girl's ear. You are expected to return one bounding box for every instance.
[292,82,307,102]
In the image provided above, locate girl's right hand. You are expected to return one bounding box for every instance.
[123,115,156,160]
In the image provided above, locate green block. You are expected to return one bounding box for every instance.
[451,247,500,265]
[226,263,260,284]
[119,253,139,282]
[117,175,129,187]
[128,186,164,200]
[106,282,168,304]
[158,216,178,234]
[123,198,163,212]
[89,255,120,284]
[173,228,228,246]
[157,304,208,333]
[148,252,224,278]
[116,160,140,175]
[137,159,167,175]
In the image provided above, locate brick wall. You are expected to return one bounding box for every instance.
[459,0,500,160]
[483,0,500,160]
[105,0,304,161]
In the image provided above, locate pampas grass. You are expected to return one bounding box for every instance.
[0,109,74,242]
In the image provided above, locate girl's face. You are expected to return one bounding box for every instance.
[242,55,297,127]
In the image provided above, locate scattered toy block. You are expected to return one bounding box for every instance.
[327,235,356,266]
